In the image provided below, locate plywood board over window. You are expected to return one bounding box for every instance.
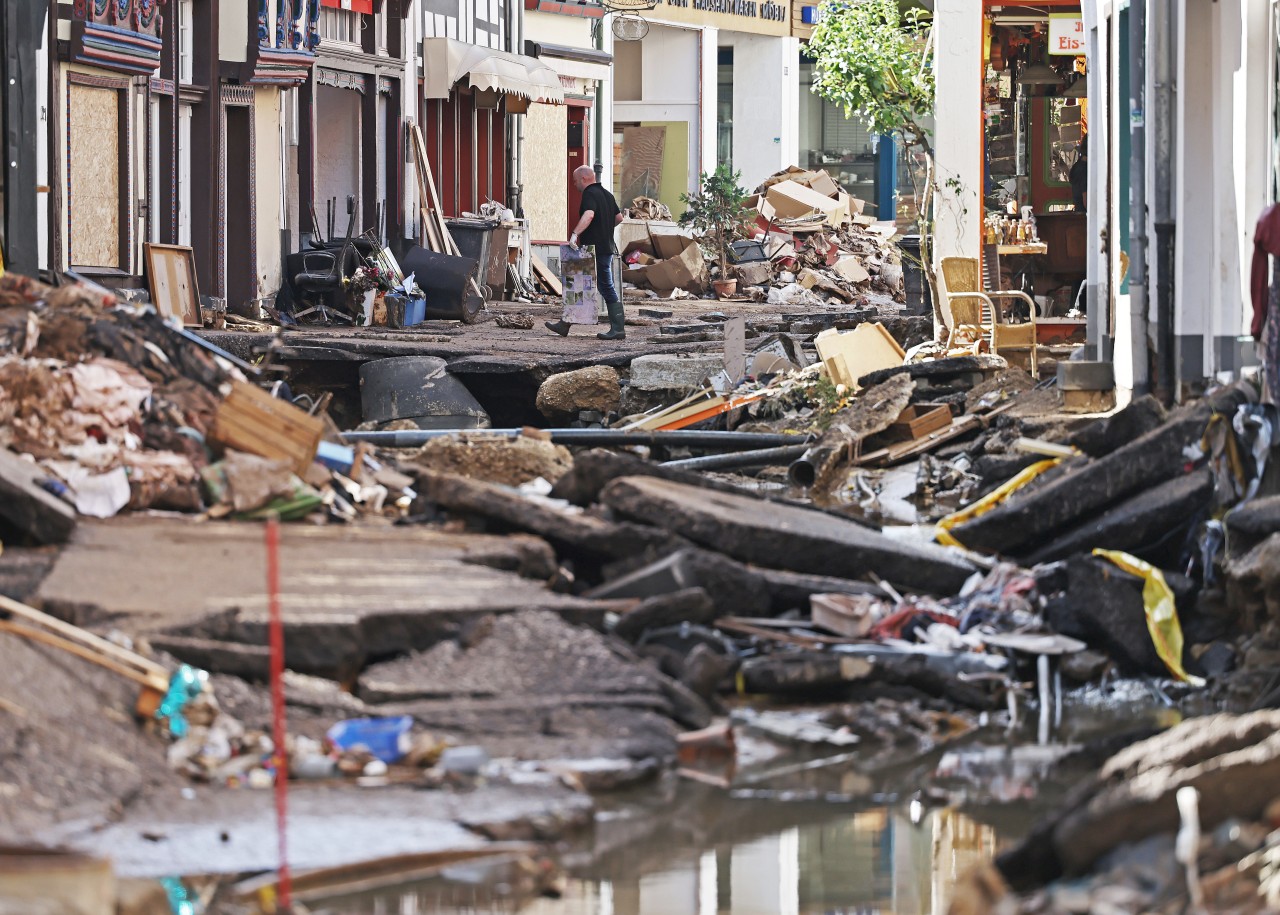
[620,125,665,209]
[67,75,131,270]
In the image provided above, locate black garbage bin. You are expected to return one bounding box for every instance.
[897,234,933,316]
[446,218,510,298]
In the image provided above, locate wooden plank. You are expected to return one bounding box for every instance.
[529,251,562,296]
[411,124,460,257]
[0,620,168,692]
[0,594,169,680]
[210,380,325,474]
[883,403,952,443]
[656,391,767,431]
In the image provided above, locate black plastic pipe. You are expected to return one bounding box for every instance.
[661,444,812,472]
[342,428,814,450]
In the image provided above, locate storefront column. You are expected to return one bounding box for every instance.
[699,26,719,181]
[931,0,982,263]
[1173,0,1212,386]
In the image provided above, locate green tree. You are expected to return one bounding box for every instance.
[807,0,946,331]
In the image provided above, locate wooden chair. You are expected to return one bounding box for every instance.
[940,256,1039,378]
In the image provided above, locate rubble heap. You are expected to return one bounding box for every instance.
[618,164,905,306]
[0,273,413,542]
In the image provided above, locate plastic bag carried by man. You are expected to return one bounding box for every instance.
[545,165,626,341]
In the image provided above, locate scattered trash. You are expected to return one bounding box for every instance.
[326,716,414,764]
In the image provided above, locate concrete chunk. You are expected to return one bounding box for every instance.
[628,354,725,391]
[0,447,77,544]
[601,475,974,594]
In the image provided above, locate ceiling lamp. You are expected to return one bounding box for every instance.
[1018,61,1062,85]
[1063,76,1087,97]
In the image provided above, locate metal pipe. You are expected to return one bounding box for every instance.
[788,445,825,487]
[660,444,812,471]
[1129,0,1150,395]
[1151,0,1177,403]
[342,428,814,449]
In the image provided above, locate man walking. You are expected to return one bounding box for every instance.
[545,166,626,340]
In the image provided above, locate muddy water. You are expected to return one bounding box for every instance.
[319,800,1002,915]
[308,684,1180,915]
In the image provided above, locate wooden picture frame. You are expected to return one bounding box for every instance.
[144,243,201,327]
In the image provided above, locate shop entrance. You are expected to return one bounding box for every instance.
[981,1,1088,319]
[566,104,589,238]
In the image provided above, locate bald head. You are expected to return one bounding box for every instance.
[572,166,597,191]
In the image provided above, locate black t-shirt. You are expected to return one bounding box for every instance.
[579,183,620,251]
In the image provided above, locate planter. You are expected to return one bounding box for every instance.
[712,278,738,299]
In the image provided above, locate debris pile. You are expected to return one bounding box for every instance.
[0,273,414,543]
[617,165,904,304]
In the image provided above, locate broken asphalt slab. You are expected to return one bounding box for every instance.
[600,476,975,594]
[413,469,686,563]
[950,384,1254,556]
[0,446,77,544]
[31,518,616,681]
[1024,467,1214,566]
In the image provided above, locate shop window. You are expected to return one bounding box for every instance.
[717,47,733,170]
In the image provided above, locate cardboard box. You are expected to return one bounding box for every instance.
[652,233,692,261]
[807,170,840,198]
[766,180,846,227]
[815,322,906,389]
[620,236,709,294]
[647,236,708,294]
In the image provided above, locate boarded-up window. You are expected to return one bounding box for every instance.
[68,83,123,268]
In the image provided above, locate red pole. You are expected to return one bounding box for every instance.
[266,514,292,911]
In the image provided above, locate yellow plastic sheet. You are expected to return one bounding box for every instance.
[1094,548,1204,686]
[935,459,1062,549]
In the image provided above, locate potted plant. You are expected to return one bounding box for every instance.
[680,164,751,299]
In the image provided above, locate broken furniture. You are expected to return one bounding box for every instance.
[941,256,1039,378]
[293,194,359,321]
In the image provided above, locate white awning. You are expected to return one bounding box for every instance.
[423,37,565,104]
[544,56,610,84]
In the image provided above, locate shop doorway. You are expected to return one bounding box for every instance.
[566,105,589,238]
[223,102,255,308]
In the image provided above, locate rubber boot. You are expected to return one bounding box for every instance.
[596,300,626,340]
[544,320,571,336]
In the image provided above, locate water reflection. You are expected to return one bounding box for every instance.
[324,804,998,915]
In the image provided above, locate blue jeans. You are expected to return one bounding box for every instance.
[595,249,620,306]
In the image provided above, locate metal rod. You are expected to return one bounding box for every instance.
[1129,0,1150,395]
[661,444,812,472]
[341,428,814,450]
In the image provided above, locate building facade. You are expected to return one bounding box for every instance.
[610,0,798,217]
[932,0,1274,398]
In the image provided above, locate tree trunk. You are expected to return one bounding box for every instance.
[917,153,946,341]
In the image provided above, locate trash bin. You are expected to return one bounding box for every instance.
[898,234,932,316]
[446,218,510,297]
